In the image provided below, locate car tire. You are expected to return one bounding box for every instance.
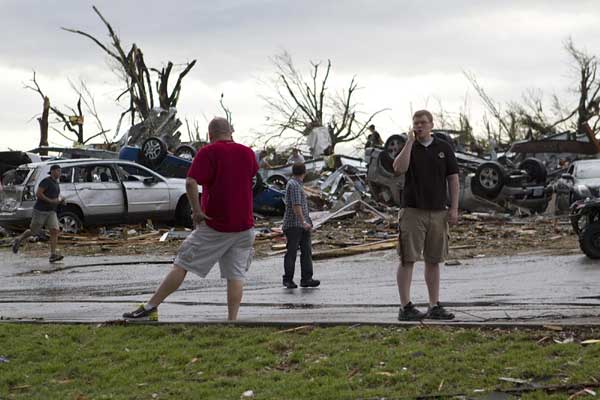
[266,175,288,190]
[472,161,506,199]
[140,137,167,167]
[579,223,600,259]
[175,197,193,228]
[380,134,406,173]
[57,210,83,234]
[174,144,196,160]
[518,158,547,184]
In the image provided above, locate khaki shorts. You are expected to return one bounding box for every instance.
[30,209,59,234]
[174,223,255,280]
[397,208,449,264]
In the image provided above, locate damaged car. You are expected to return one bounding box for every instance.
[366,130,551,212]
[550,159,600,212]
[0,159,196,233]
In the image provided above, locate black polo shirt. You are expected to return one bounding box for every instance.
[402,137,459,210]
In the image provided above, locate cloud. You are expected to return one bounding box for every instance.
[1,0,600,151]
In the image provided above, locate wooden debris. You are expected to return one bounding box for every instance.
[312,238,396,260]
[275,325,315,334]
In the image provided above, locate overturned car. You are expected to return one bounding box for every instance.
[366,130,551,212]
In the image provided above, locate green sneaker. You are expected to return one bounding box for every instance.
[123,304,158,321]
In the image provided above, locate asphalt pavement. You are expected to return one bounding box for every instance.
[1,249,599,325]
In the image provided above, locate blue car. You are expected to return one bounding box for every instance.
[119,142,285,215]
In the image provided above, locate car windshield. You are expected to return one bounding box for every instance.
[1,168,34,186]
[576,163,600,179]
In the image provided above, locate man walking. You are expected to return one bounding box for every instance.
[282,163,320,289]
[123,117,258,321]
[12,164,64,263]
[392,110,459,320]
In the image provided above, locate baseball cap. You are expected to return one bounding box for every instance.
[208,117,233,136]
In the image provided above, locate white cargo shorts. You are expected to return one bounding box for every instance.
[174,223,255,280]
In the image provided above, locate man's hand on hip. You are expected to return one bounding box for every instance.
[448,208,458,225]
[192,210,212,226]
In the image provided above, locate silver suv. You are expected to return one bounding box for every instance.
[0,159,196,233]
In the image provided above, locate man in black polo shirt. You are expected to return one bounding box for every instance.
[12,164,65,263]
[392,110,459,320]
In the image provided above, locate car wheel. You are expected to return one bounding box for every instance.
[266,175,288,190]
[579,223,600,259]
[141,137,167,167]
[380,134,406,173]
[518,158,547,184]
[174,144,196,160]
[176,197,193,228]
[472,161,506,199]
[58,210,83,234]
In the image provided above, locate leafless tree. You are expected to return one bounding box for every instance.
[263,51,388,152]
[465,38,600,144]
[62,6,196,136]
[565,38,600,135]
[219,93,233,129]
[24,72,108,146]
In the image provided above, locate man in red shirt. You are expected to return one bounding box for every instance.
[123,117,259,321]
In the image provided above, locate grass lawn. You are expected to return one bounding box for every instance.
[1,324,599,399]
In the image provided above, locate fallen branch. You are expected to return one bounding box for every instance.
[312,238,396,260]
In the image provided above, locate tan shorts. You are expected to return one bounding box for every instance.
[397,208,449,264]
[30,209,59,234]
[174,223,255,280]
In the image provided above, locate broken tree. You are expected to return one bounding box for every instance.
[62,6,197,141]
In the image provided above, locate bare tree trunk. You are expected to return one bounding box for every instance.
[38,96,50,155]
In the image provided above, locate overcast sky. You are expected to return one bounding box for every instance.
[1,0,599,155]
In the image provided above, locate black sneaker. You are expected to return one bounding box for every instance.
[123,304,158,321]
[11,238,21,254]
[426,303,455,320]
[283,281,298,289]
[398,302,427,321]
[300,279,320,288]
[49,254,64,263]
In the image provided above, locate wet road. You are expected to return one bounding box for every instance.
[1,250,599,325]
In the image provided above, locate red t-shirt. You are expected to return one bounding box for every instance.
[187,140,259,232]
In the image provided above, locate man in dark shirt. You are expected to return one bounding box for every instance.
[392,110,459,321]
[12,164,65,263]
[365,124,384,148]
[123,117,258,321]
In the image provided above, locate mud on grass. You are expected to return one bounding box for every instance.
[1,324,599,399]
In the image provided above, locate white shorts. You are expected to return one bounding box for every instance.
[174,223,255,280]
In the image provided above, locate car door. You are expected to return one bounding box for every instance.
[115,163,171,221]
[73,164,125,223]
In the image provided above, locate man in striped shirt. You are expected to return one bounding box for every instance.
[282,163,320,289]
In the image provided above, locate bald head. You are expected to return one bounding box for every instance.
[208,117,233,142]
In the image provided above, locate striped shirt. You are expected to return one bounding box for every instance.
[282,178,312,229]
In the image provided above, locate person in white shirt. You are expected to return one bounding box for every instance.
[287,148,305,165]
